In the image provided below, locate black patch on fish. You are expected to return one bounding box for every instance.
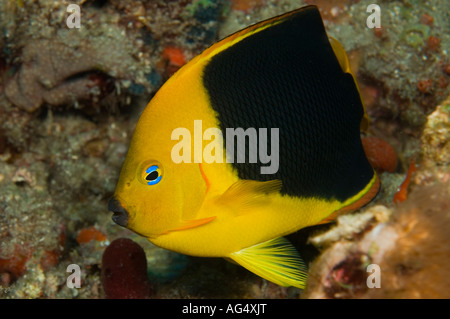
[202,6,374,201]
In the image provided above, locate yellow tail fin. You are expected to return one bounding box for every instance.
[230,237,308,289]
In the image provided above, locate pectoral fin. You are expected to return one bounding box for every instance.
[230,237,308,289]
[168,216,216,232]
[216,179,282,213]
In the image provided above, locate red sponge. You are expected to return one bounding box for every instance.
[101,238,152,299]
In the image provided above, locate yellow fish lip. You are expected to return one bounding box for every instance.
[108,196,129,227]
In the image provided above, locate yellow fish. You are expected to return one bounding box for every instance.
[108,5,380,289]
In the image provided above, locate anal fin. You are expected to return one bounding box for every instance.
[230,237,308,289]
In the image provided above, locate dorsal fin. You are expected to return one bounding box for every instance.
[198,7,313,63]
[172,6,322,81]
[329,36,369,131]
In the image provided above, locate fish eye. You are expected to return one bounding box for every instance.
[145,165,162,185]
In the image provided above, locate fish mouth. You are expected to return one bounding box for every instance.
[108,196,129,227]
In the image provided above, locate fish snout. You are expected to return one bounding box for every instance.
[108,197,129,227]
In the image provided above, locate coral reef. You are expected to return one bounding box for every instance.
[5,38,126,112]
[417,95,450,178]
[303,183,450,299]
[1,0,226,113]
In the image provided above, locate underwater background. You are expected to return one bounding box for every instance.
[0,0,449,298]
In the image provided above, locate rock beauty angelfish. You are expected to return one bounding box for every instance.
[108,5,380,289]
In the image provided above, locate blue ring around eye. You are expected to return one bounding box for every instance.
[146,165,159,174]
[146,165,161,185]
[147,175,162,185]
